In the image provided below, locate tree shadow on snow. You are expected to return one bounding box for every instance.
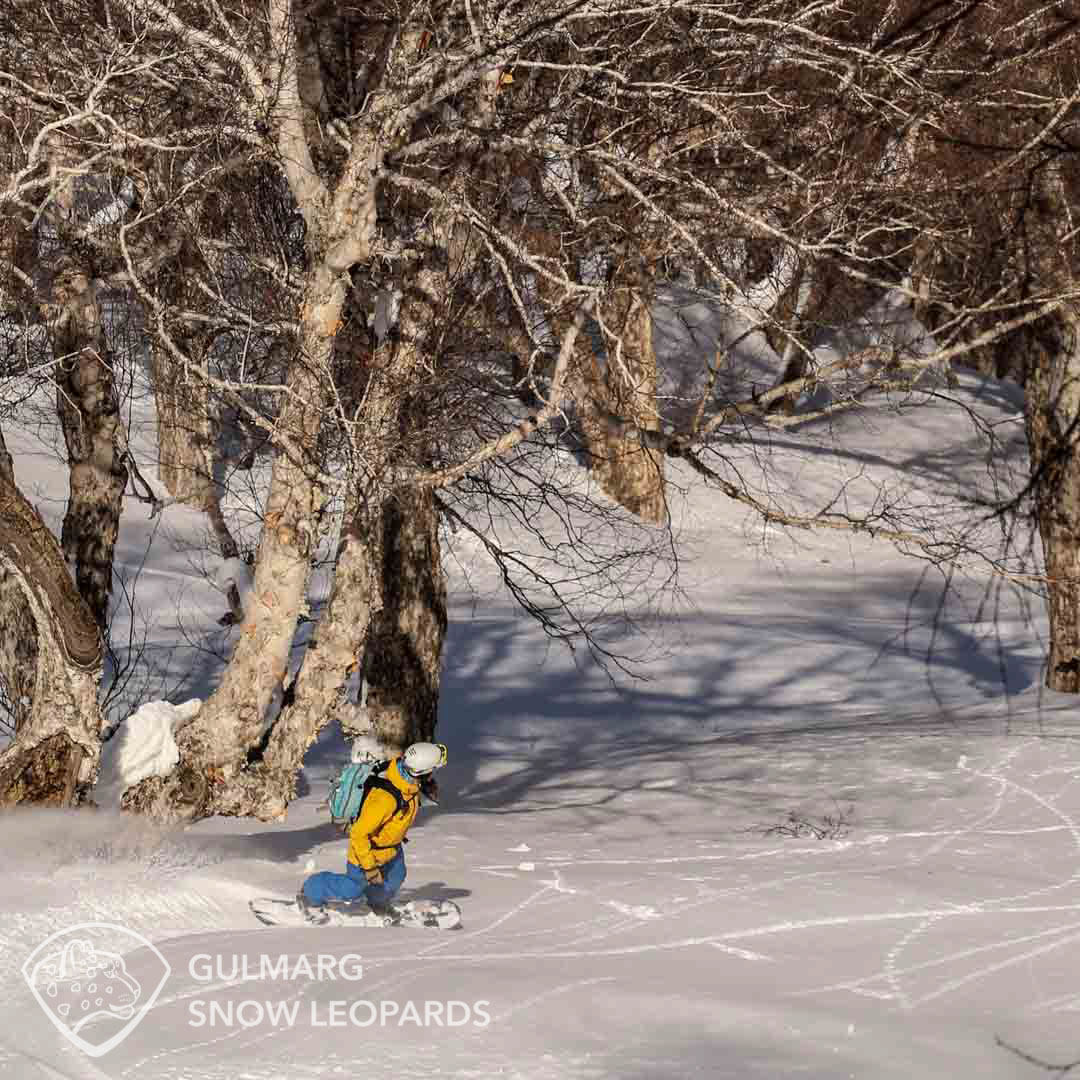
[426,565,1039,830]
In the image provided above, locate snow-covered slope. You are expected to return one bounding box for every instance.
[4,344,1080,1079]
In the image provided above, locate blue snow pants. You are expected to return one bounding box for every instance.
[302,849,406,908]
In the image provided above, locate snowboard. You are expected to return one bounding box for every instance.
[250,896,462,930]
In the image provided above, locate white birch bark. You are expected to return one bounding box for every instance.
[0,451,104,806]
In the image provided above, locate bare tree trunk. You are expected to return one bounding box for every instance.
[0,566,39,735]
[43,257,128,629]
[363,485,446,747]
[764,262,814,416]
[251,494,384,812]
[151,344,238,559]
[121,7,409,818]
[0,431,36,734]
[151,341,210,501]
[0,449,104,806]
[578,284,667,523]
[359,263,449,748]
[240,266,444,812]
[1022,304,1080,692]
[172,267,343,783]
[138,263,446,819]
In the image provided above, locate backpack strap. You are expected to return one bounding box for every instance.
[361,762,408,820]
[365,775,407,818]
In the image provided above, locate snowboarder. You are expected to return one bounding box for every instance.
[298,741,447,921]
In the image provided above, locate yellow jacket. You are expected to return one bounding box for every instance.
[347,758,420,871]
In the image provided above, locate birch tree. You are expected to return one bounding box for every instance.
[0,428,104,806]
[880,2,1080,691]
[4,0,1080,817]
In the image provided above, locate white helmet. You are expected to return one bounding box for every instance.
[402,741,447,776]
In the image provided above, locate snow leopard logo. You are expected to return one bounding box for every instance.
[22,923,170,1058]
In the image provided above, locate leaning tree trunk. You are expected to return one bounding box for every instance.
[1022,304,1080,692]
[0,434,35,735]
[0,437,104,806]
[175,270,342,776]
[577,283,667,523]
[43,257,128,630]
[252,492,384,814]
[0,567,39,736]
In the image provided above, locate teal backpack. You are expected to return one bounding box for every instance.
[327,759,406,829]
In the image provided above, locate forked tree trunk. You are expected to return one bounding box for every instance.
[121,20,443,821]
[44,258,128,629]
[0,444,104,806]
[578,286,667,523]
[231,267,444,814]
[128,265,445,820]
[1022,304,1080,692]
[124,264,351,820]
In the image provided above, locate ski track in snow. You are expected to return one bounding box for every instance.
[137,744,1080,998]
[391,739,1080,1019]
[9,739,1080,1078]
[6,688,1080,1080]
[795,740,1080,1010]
